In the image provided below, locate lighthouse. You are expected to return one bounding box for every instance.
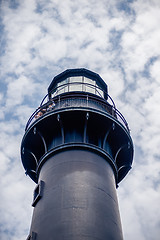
[21,68,134,240]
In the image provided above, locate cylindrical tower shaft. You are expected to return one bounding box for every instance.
[30,148,123,240]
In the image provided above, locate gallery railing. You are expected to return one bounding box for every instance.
[25,82,130,132]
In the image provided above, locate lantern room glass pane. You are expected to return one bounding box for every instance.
[69,76,83,92]
[84,77,95,94]
[57,79,68,95]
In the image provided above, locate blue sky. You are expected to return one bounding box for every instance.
[0,0,160,239]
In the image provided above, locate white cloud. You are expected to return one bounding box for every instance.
[150,59,160,82]
[120,2,160,80]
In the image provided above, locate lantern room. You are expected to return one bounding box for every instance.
[48,68,108,99]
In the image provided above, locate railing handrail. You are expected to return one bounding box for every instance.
[25,100,55,131]
[41,81,115,107]
[25,92,130,133]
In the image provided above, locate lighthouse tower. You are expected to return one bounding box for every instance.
[21,68,133,240]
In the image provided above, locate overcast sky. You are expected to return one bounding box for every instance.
[0,0,160,239]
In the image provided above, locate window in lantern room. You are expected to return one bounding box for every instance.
[69,76,83,92]
[84,77,95,94]
[56,78,68,95]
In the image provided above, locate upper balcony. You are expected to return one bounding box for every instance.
[25,69,129,132]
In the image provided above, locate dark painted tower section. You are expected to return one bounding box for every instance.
[21,68,133,240]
